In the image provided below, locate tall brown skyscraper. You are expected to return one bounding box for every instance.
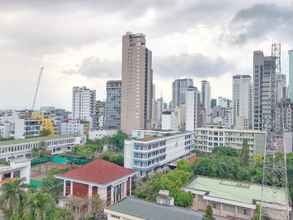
[121,32,153,134]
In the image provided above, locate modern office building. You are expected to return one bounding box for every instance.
[274,99,293,133]
[185,87,200,131]
[210,106,233,129]
[194,127,266,154]
[0,135,85,160]
[161,111,177,130]
[276,74,287,103]
[121,32,153,134]
[218,97,232,108]
[172,78,194,108]
[72,86,97,130]
[104,80,121,130]
[289,50,293,101]
[232,75,252,129]
[124,130,194,177]
[184,176,289,220]
[211,98,217,109]
[253,51,276,131]
[201,80,211,122]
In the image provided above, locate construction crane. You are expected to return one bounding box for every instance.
[32,66,44,110]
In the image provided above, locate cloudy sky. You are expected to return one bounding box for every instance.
[1,0,293,110]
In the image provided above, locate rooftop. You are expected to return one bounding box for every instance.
[0,135,79,146]
[184,176,287,206]
[56,159,134,185]
[107,197,202,220]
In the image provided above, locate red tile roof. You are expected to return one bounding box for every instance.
[56,159,134,185]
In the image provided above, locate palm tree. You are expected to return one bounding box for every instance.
[23,192,56,220]
[0,178,26,218]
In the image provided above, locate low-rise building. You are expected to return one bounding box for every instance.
[14,117,42,139]
[183,176,289,220]
[0,135,85,160]
[0,159,31,185]
[60,119,84,136]
[195,127,266,154]
[124,130,194,177]
[55,159,135,207]
[105,197,203,220]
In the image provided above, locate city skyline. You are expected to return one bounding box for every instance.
[1,1,293,109]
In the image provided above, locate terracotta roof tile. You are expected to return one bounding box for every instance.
[56,159,134,185]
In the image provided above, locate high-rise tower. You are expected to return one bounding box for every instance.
[121,32,153,134]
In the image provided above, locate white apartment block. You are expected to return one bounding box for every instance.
[72,86,97,130]
[0,135,85,160]
[124,130,194,177]
[195,127,266,155]
[232,75,252,129]
[14,117,42,139]
[60,119,84,136]
[185,86,200,131]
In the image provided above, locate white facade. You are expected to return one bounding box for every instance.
[161,112,177,130]
[72,86,97,130]
[88,129,118,141]
[195,127,266,154]
[0,135,85,160]
[60,119,84,136]
[185,87,200,131]
[124,130,194,177]
[14,118,41,139]
[0,159,31,185]
[232,75,252,129]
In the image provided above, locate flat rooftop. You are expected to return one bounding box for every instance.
[0,135,79,146]
[108,197,202,220]
[184,176,287,206]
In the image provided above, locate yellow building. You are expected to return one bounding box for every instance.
[32,112,55,136]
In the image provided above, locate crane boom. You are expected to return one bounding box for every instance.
[32,66,44,110]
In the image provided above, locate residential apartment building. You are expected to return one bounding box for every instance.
[0,135,85,160]
[124,130,194,177]
[14,117,42,139]
[253,51,276,131]
[104,80,121,130]
[151,98,163,129]
[194,127,266,154]
[232,75,252,129]
[185,87,200,131]
[60,119,84,136]
[121,32,153,134]
[172,78,194,108]
[288,50,293,101]
[201,80,211,122]
[72,86,97,130]
[184,176,289,220]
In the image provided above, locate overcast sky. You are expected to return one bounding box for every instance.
[1,0,293,110]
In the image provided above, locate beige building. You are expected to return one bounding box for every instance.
[183,176,289,220]
[121,32,153,134]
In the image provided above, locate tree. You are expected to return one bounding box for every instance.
[252,204,261,220]
[240,139,250,166]
[41,175,64,201]
[86,195,104,219]
[41,128,52,137]
[0,179,26,219]
[177,160,192,173]
[203,205,214,220]
[24,192,56,220]
[109,131,128,151]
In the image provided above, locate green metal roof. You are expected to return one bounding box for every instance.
[0,135,78,146]
[109,197,202,220]
[184,176,287,206]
